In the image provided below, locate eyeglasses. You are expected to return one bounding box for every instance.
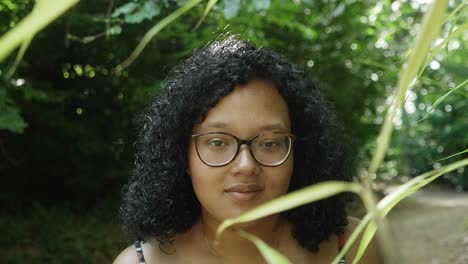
[191,131,296,167]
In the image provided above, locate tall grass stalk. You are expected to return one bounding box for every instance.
[416,79,468,123]
[363,1,449,260]
[5,36,32,79]
[114,0,204,72]
[216,182,362,240]
[350,157,468,263]
[368,0,448,175]
[194,0,219,30]
[0,0,79,62]
[332,157,468,263]
[216,0,459,263]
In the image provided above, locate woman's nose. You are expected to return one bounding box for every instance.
[231,145,260,176]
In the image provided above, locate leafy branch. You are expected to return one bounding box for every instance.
[0,0,79,62]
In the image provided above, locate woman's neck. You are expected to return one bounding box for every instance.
[198,214,286,260]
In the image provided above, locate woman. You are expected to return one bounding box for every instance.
[114,37,381,263]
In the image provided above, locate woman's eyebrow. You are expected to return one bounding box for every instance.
[201,121,287,131]
[202,121,228,128]
[259,123,288,131]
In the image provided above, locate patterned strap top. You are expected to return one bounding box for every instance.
[135,230,347,264]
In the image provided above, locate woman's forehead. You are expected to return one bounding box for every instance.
[193,80,291,135]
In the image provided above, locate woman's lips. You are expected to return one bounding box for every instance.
[225,183,263,202]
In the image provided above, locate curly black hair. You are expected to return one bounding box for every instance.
[120,36,351,252]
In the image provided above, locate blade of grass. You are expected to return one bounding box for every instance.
[337,159,466,263]
[0,0,79,61]
[417,22,468,78]
[416,79,468,123]
[441,1,467,24]
[331,213,374,264]
[351,158,468,263]
[193,0,219,30]
[433,148,468,163]
[114,0,203,72]
[335,1,450,261]
[332,167,439,264]
[445,5,466,53]
[216,181,362,241]
[238,230,292,264]
[419,76,468,97]
[352,220,379,264]
[369,0,448,175]
[355,58,400,72]
[5,36,32,79]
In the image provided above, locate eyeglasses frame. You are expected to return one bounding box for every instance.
[191,131,296,167]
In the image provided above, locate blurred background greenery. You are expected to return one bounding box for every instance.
[0,0,466,262]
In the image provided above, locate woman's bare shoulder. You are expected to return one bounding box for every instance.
[345,216,383,263]
[113,240,174,264]
[113,244,140,264]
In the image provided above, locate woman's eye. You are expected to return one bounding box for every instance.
[260,141,279,148]
[208,140,227,147]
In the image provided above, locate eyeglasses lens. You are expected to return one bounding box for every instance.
[196,133,291,166]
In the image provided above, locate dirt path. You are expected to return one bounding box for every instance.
[386,187,468,264]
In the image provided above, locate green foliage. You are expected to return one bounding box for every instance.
[0,197,126,262]
[0,86,27,133]
[0,0,33,32]
[0,0,467,262]
[354,0,467,189]
[0,0,78,61]
[112,1,160,24]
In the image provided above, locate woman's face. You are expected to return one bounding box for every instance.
[187,79,294,224]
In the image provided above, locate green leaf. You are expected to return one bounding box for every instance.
[418,23,468,78]
[0,106,27,133]
[351,221,378,264]
[113,1,161,24]
[216,181,362,240]
[194,0,219,30]
[112,2,139,17]
[0,90,27,133]
[107,25,122,35]
[247,0,270,12]
[223,0,241,19]
[296,24,317,40]
[331,213,373,264]
[433,148,468,163]
[238,231,292,264]
[331,3,345,18]
[116,0,204,71]
[416,79,468,123]
[442,1,467,24]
